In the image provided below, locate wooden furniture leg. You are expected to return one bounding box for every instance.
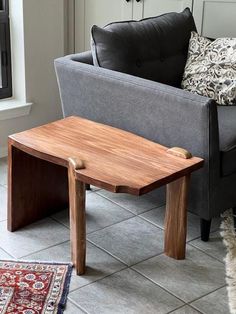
[68,158,86,275]
[8,144,68,232]
[164,175,190,259]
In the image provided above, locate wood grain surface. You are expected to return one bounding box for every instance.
[9,116,204,196]
[164,175,190,259]
[68,158,86,275]
[8,145,68,231]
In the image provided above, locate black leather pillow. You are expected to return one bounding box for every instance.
[91,8,196,87]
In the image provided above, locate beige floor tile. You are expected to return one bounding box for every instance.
[88,216,164,266]
[52,192,133,233]
[0,157,7,186]
[191,287,230,314]
[97,187,165,215]
[69,268,183,314]
[190,231,226,262]
[0,185,7,222]
[0,218,70,258]
[171,305,202,314]
[133,245,225,302]
[140,206,221,241]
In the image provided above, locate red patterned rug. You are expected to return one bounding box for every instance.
[0,260,72,314]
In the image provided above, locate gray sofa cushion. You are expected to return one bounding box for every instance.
[218,106,236,176]
[91,8,196,87]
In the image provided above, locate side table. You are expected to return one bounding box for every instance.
[8,116,204,275]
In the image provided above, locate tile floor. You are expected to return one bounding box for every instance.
[0,157,229,314]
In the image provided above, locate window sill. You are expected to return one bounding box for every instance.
[0,99,32,121]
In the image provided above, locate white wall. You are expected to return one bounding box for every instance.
[0,0,66,155]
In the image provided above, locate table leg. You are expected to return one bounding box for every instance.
[8,144,68,231]
[164,175,190,259]
[68,160,86,275]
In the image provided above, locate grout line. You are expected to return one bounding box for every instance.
[50,217,69,230]
[69,263,216,314]
[190,305,206,314]
[187,235,202,243]
[167,305,186,314]
[96,192,219,237]
[4,192,219,250]
[51,211,138,236]
[139,213,220,245]
[86,238,129,266]
[86,215,138,236]
[2,188,166,253]
[0,246,15,259]
[95,190,165,216]
[186,224,221,243]
[68,298,90,314]
[94,190,138,215]
[167,304,204,314]
[131,266,226,308]
[69,266,129,293]
[137,212,203,244]
[18,240,70,260]
[86,214,164,238]
[87,222,165,264]
[86,215,135,235]
[188,284,227,305]
[129,251,164,269]
[138,212,165,229]
[50,193,141,235]
[188,242,225,264]
[130,267,187,304]
[131,260,226,306]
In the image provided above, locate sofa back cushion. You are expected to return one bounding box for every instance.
[91,8,196,87]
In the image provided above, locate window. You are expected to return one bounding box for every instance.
[0,0,11,99]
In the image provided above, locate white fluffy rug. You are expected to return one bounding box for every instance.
[221,209,236,314]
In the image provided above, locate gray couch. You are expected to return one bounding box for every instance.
[55,13,236,242]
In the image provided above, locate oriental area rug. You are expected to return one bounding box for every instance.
[0,260,72,314]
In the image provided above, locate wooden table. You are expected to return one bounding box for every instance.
[8,116,203,275]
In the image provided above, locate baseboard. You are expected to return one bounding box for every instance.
[0,146,8,158]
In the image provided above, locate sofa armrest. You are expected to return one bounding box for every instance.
[55,54,219,161]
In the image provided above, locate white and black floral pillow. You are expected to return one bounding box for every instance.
[181,31,236,105]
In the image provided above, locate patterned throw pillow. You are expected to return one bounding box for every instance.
[181,31,236,105]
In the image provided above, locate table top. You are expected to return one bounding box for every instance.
[9,116,204,195]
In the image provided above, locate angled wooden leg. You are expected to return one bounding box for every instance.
[164,175,190,260]
[68,158,86,275]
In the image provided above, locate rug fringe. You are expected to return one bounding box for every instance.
[57,263,73,314]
